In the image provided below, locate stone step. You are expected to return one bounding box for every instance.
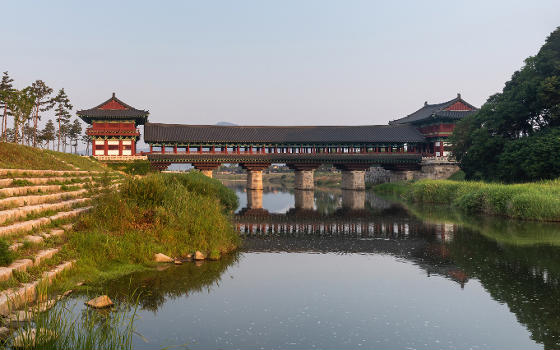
[0,197,91,225]
[0,169,102,176]
[13,226,74,251]
[0,260,75,315]
[0,176,94,188]
[0,189,89,210]
[0,178,116,197]
[0,207,91,237]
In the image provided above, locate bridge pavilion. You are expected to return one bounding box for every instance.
[77,93,149,158]
[390,93,478,157]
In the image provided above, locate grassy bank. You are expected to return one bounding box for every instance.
[63,172,240,286]
[0,142,107,171]
[374,179,560,222]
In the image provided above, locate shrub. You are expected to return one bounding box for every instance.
[0,239,14,266]
[69,173,240,271]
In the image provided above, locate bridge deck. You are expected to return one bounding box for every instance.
[147,152,422,166]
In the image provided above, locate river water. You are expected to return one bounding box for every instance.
[68,183,560,349]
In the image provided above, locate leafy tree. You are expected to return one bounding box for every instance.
[452,26,560,182]
[6,88,35,144]
[0,72,14,142]
[41,119,56,150]
[68,118,82,154]
[53,88,72,152]
[29,80,54,147]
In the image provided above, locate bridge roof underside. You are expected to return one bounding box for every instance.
[144,122,426,144]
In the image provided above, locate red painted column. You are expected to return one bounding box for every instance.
[149,144,153,154]
[211,145,215,154]
[118,140,123,156]
[104,140,108,156]
[174,144,178,154]
[132,140,136,155]
[186,144,190,153]
[161,145,165,154]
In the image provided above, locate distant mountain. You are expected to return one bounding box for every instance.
[215,121,237,126]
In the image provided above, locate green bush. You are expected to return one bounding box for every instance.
[69,173,240,272]
[0,239,14,266]
[162,172,239,212]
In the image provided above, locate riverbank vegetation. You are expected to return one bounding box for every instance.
[374,179,560,222]
[451,27,560,182]
[105,160,152,176]
[64,172,239,285]
[0,142,107,171]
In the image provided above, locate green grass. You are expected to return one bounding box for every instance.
[63,173,240,285]
[0,238,14,266]
[8,292,140,350]
[0,142,107,171]
[43,149,108,172]
[105,160,153,175]
[448,170,466,181]
[373,178,560,222]
[163,171,239,212]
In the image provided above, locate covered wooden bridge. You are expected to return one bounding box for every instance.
[144,122,426,190]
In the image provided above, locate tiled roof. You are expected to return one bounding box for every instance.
[77,93,149,124]
[390,94,478,125]
[144,123,426,144]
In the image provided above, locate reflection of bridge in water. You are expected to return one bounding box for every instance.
[235,188,455,240]
[235,188,464,285]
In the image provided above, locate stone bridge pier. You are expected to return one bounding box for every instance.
[287,163,321,190]
[240,163,271,190]
[191,162,221,178]
[335,164,370,190]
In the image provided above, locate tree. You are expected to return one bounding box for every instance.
[0,72,14,142]
[452,26,560,182]
[81,133,92,156]
[68,119,82,154]
[53,88,72,152]
[40,119,56,150]
[6,88,35,144]
[29,80,54,147]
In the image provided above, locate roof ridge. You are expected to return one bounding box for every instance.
[145,122,403,128]
[80,93,145,112]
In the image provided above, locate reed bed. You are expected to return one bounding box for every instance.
[374,179,560,221]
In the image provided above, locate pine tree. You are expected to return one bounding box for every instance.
[53,88,72,152]
[68,119,82,154]
[41,119,55,150]
[0,72,14,142]
[29,80,54,147]
[6,88,35,144]
[81,133,91,155]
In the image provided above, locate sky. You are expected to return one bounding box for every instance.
[2,0,559,133]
